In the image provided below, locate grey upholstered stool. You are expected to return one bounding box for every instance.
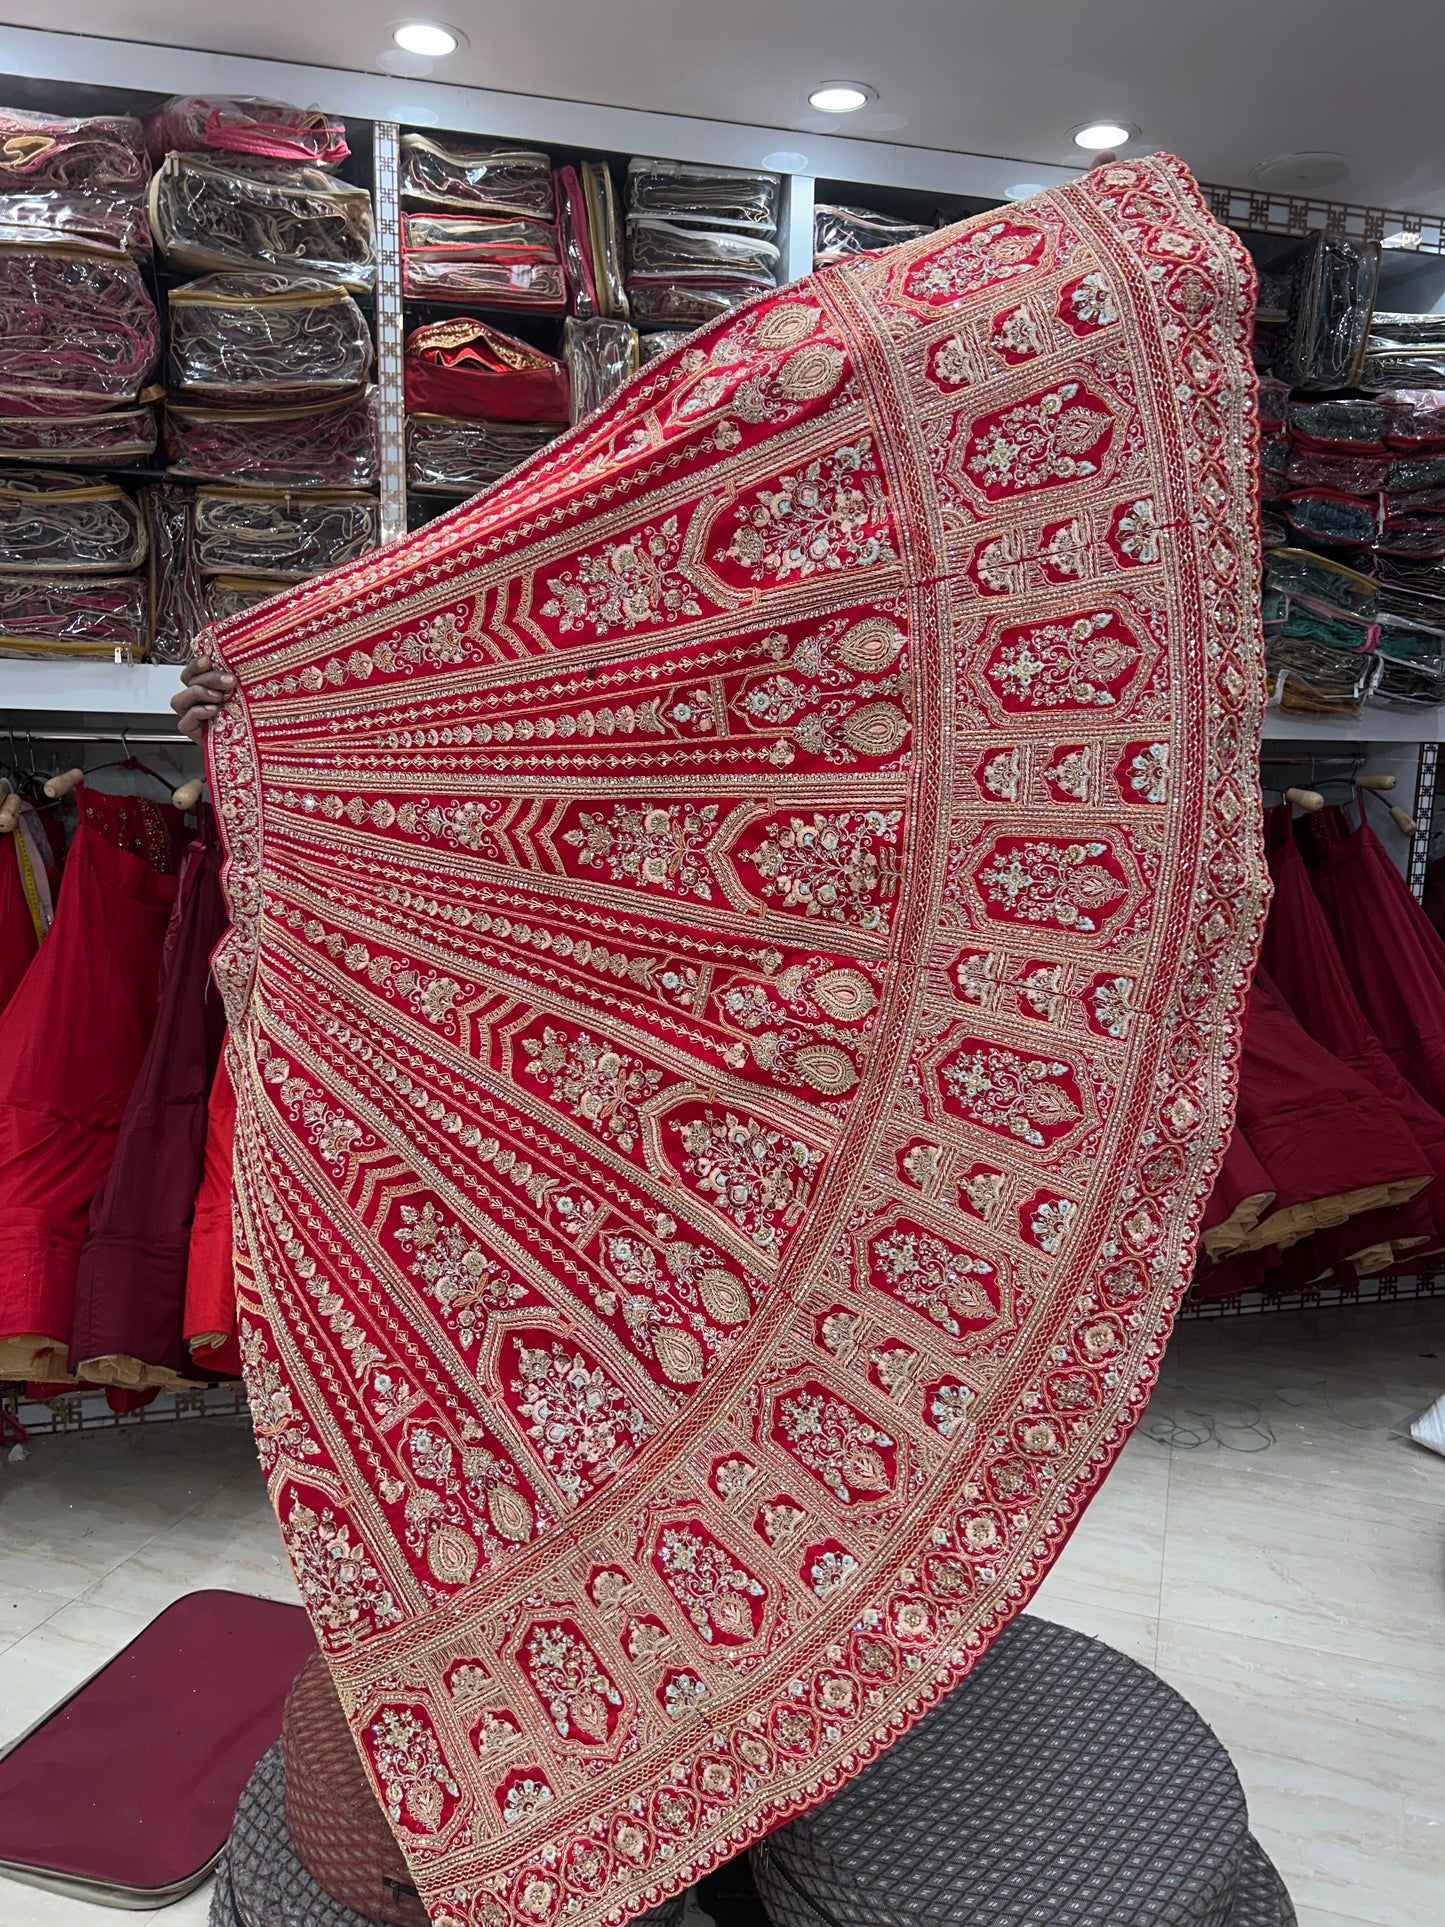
[209,1743,686,1927]
[750,1615,1294,1927]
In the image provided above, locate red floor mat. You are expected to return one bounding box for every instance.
[0,1588,316,1905]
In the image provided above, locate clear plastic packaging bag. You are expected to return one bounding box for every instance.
[1281,490,1379,546]
[563,317,637,421]
[626,159,778,232]
[163,388,379,489]
[1266,632,1382,715]
[1287,399,1390,449]
[1264,547,1380,619]
[638,330,695,363]
[143,96,349,168]
[140,483,204,665]
[404,318,570,422]
[399,135,554,220]
[401,213,559,259]
[0,572,148,659]
[1384,390,1445,449]
[0,109,150,255]
[203,573,278,623]
[1361,353,1445,392]
[579,161,627,318]
[813,203,931,265]
[407,414,562,495]
[192,486,379,579]
[400,254,567,308]
[167,271,373,400]
[626,279,752,326]
[626,216,778,282]
[1271,233,1380,391]
[0,405,157,466]
[0,468,147,573]
[555,165,598,318]
[149,153,376,288]
[0,249,159,415]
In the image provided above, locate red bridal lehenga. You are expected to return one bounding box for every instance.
[203,156,1267,1927]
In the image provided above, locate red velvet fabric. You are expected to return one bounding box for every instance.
[0,1590,315,1898]
[69,817,229,1385]
[1307,813,1445,1113]
[183,1045,241,1378]
[0,829,39,1014]
[403,355,570,425]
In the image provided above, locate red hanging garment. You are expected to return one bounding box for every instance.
[1195,973,1433,1272]
[1199,1125,1276,1259]
[0,827,40,1012]
[69,814,229,1389]
[0,788,177,1382]
[1307,812,1445,1113]
[182,1043,241,1378]
[1261,806,1445,1247]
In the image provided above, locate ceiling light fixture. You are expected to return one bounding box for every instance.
[1383,229,1422,251]
[1073,120,1133,151]
[1005,182,1046,201]
[392,21,461,57]
[808,82,873,115]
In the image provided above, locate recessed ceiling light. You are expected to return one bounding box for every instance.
[1383,229,1421,251]
[808,82,873,114]
[762,150,811,172]
[1251,151,1349,192]
[393,21,461,57]
[1005,182,1046,201]
[1073,120,1134,151]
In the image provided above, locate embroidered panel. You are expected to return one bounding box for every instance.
[205,157,1266,1927]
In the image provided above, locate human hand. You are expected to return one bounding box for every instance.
[172,655,235,744]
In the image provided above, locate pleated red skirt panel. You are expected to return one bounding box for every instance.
[1307,815,1445,1114]
[0,831,39,1015]
[1263,809,1445,1245]
[69,820,229,1388]
[182,1045,241,1378]
[0,792,178,1382]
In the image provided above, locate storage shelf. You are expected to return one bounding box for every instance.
[1261,707,1444,743]
[0,662,181,718]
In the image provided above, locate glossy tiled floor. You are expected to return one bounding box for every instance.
[2,1298,1441,1927]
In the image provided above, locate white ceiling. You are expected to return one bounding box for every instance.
[6,0,1445,211]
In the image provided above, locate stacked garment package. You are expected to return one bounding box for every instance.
[400,139,784,505]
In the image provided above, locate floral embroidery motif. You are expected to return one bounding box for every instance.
[868,1223,999,1337]
[929,333,972,388]
[542,516,704,635]
[985,610,1142,711]
[773,1384,897,1504]
[565,801,719,900]
[240,1325,318,1471]
[1126,741,1170,803]
[975,837,1127,932]
[520,1621,623,1742]
[990,304,1044,359]
[509,1339,652,1505]
[928,1380,976,1439]
[1027,1194,1078,1253]
[1045,749,1091,800]
[905,220,1047,302]
[938,1042,1083,1148]
[1090,974,1135,1038]
[979,748,1020,802]
[395,1203,527,1345]
[722,440,896,581]
[1061,271,1119,330]
[653,1523,767,1643]
[965,382,1115,498]
[282,1497,402,1643]
[523,1026,663,1152]
[1111,495,1162,564]
[368,1706,460,1833]
[741,809,903,931]
[673,1109,823,1252]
